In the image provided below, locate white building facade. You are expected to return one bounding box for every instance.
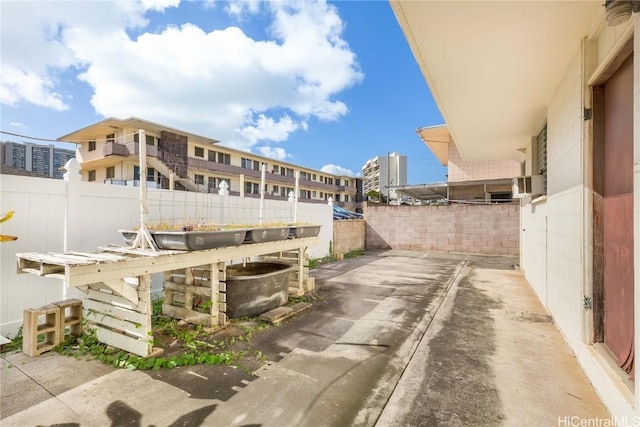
[361,152,407,203]
[392,0,640,420]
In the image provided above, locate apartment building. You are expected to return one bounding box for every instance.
[57,117,361,211]
[361,152,407,203]
[1,141,75,179]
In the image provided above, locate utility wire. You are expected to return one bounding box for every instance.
[1,129,139,144]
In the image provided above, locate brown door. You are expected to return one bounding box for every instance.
[603,53,634,375]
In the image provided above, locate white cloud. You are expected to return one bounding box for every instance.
[224,0,261,18]
[240,114,305,145]
[139,0,180,12]
[9,122,27,129]
[0,0,362,153]
[256,146,288,161]
[0,68,68,110]
[321,164,358,177]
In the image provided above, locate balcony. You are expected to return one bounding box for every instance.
[103,142,159,158]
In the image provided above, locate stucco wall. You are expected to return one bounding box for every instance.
[333,219,365,255]
[448,143,522,182]
[520,17,639,420]
[364,203,519,256]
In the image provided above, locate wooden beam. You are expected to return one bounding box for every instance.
[101,279,139,305]
[64,237,319,287]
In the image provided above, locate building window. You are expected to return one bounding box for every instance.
[106,133,115,143]
[245,181,260,194]
[106,166,115,179]
[242,158,252,169]
[535,123,547,194]
[88,141,96,152]
[194,147,204,158]
[146,135,155,145]
[312,191,316,198]
[300,171,308,180]
[312,174,316,181]
[273,165,279,173]
[286,168,294,177]
[344,195,349,202]
[218,152,230,165]
[253,161,260,171]
[88,170,96,181]
[334,194,340,202]
[273,185,279,193]
[194,174,204,185]
[280,187,287,197]
[208,150,216,162]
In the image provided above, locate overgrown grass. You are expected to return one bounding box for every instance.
[308,248,365,269]
[0,327,23,354]
[53,301,273,372]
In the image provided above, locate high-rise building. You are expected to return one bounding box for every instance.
[361,152,407,203]
[1,141,76,179]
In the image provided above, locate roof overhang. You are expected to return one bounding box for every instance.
[57,117,219,146]
[417,124,450,166]
[390,1,602,162]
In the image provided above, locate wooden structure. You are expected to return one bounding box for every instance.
[17,236,318,357]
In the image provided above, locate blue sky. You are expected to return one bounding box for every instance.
[0,0,446,184]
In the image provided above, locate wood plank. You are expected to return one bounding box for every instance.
[85,311,149,339]
[92,325,150,357]
[66,251,128,262]
[98,245,175,257]
[163,281,212,297]
[66,237,319,287]
[161,304,212,325]
[84,299,146,326]
[86,288,140,311]
[102,279,139,305]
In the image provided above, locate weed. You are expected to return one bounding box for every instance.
[0,327,23,354]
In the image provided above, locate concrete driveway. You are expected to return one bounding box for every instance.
[1,250,608,426]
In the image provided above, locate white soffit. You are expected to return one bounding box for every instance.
[391,1,601,162]
[417,125,450,166]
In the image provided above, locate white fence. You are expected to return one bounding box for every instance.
[0,170,333,338]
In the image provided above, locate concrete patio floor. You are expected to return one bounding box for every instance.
[1,250,609,426]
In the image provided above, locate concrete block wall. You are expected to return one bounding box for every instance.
[333,219,365,255]
[364,203,519,256]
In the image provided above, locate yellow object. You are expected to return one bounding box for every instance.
[0,210,17,242]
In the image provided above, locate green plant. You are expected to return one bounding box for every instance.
[54,314,275,372]
[329,240,334,260]
[0,326,23,354]
[344,249,364,259]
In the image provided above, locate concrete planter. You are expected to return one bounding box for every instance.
[119,229,247,250]
[288,225,321,238]
[225,262,293,318]
[244,226,290,243]
[120,223,317,251]
[151,229,247,251]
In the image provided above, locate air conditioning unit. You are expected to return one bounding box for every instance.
[513,175,544,198]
